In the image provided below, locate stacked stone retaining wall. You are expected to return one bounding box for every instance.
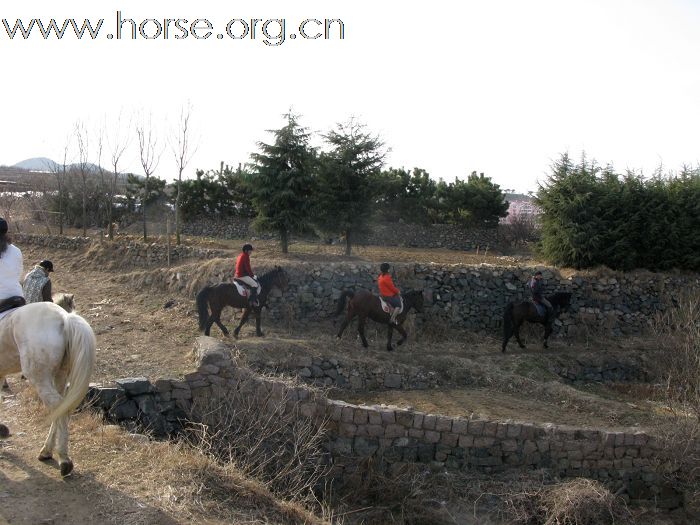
[87,337,686,508]
[19,234,700,336]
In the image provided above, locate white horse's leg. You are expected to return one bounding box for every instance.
[31,374,73,476]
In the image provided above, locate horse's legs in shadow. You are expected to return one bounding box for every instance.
[357,316,369,348]
[386,324,408,351]
[336,310,354,340]
[254,308,263,337]
[543,322,552,349]
[501,327,511,352]
[205,309,230,338]
[233,308,252,338]
[514,321,526,349]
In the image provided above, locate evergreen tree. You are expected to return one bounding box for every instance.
[248,112,317,253]
[314,118,386,255]
[375,167,438,224]
[536,153,700,271]
[435,171,509,227]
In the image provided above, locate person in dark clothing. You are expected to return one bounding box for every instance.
[528,270,552,318]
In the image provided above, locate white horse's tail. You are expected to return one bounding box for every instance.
[46,313,96,423]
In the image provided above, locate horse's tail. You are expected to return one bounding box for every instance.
[196,287,211,331]
[503,302,514,338]
[334,290,355,317]
[46,313,96,423]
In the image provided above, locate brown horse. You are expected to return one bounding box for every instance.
[196,266,289,338]
[502,292,572,352]
[335,289,424,351]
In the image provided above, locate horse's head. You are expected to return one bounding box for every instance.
[407,290,424,313]
[271,266,289,291]
[551,292,572,311]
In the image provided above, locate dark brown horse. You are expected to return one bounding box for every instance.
[196,266,289,338]
[502,292,572,352]
[335,289,424,351]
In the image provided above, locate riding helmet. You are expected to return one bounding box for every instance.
[242,243,254,252]
[380,262,390,273]
[0,218,7,235]
[39,260,54,272]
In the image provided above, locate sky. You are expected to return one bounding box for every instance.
[2,0,700,193]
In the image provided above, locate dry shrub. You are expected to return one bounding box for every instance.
[331,461,458,525]
[504,478,632,525]
[650,293,700,500]
[184,383,330,506]
[654,293,700,419]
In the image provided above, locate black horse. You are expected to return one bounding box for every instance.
[196,266,289,338]
[334,289,424,351]
[502,292,572,352]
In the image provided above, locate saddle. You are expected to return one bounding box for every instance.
[232,280,251,297]
[379,296,403,314]
[532,301,548,318]
[0,296,25,314]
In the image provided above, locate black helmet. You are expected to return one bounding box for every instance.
[0,217,7,235]
[39,260,54,272]
[534,270,543,276]
[380,262,390,273]
[242,243,254,252]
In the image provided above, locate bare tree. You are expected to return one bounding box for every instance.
[46,140,70,235]
[74,121,91,237]
[136,113,162,242]
[106,112,130,240]
[170,103,196,246]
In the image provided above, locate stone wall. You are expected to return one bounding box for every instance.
[19,234,700,336]
[261,263,699,337]
[87,337,685,508]
[181,218,502,251]
[16,233,230,267]
[242,351,651,392]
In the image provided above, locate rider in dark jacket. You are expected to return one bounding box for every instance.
[528,270,552,318]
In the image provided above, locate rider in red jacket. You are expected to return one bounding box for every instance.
[234,244,260,306]
[378,262,401,324]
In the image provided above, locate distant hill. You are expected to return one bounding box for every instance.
[13,158,107,174]
[13,157,59,172]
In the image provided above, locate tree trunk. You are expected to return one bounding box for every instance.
[345,229,352,256]
[143,175,148,242]
[107,197,114,240]
[58,185,64,235]
[82,190,87,237]
[281,229,289,253]
[175,177,181,246]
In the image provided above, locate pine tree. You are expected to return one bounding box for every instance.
[314,119,386,255]
[248,112,317,253]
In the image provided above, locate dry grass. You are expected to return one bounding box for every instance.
[3,383,328,525]
[501,478,632,525]
[184,386,330,508]
[648,293,700,507]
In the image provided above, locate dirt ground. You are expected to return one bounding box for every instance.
[0,241,677,524]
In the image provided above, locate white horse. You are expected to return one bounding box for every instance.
[0,302,96,476]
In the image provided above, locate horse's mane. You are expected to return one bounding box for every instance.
[257,267,284,287]
[547,291,572,307]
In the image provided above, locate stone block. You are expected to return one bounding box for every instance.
[424,430,440,443]
[385,424,406,439]
[452,419,469,435]
[422,414,436,430]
